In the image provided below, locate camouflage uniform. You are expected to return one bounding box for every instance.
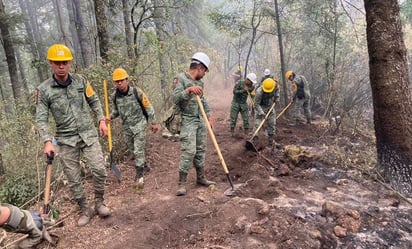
[173,72,210,174]
[1,204,44,248]
[291,74,311,124]
[253,86,280,144]
[230,80,255,132]
[35,74,107,201]
[110,86,156,172]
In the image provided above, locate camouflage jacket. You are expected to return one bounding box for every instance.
[110,86,156,132]
[173,72,210,118]
[292,74,311,100]
[232,80,255,104]
[35,74,105,147]
[254,86,280,115]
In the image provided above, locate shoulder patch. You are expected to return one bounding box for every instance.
[85,81,95,98]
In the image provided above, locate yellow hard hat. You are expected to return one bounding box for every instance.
[262,78,276,93]
[285,70,294,80]
[47,44,73,61]
[112,68,129,81]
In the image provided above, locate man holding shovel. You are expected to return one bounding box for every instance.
[173,52,216,196]
[252,78,280,147]
[35,44,111,227]
[230,73,256,137]
[108,68,159,191]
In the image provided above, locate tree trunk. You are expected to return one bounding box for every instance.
[54,0,72,46]
[365,0,412,196]
[67,0,82,69]
[122,0,134,58]
[153,0,168,104]
[274,0,288,106]
[94,0,109,61]
[18,0,47,82]
[15,49,29,93]
[0,0,24,104]
[73,0,94,67]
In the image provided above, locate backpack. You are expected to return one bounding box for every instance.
[114,87,149,121]
[163,104,182,134]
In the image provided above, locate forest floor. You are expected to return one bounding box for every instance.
[2,83,412,249]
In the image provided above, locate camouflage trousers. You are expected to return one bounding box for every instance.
[178,116,207,174]
[124,122,147,169]
[293,97,311,121]
[59,141,107,200]
[253,108,276,136]
[230,101,250,129]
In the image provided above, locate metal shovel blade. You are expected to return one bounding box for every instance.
[224,184,243,196]
[245,140,258,152]
[109,154,121,183]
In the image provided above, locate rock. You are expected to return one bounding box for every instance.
[276,164,291,176]
[333,225,347,237]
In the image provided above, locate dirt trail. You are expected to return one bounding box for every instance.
[5,80,411,249]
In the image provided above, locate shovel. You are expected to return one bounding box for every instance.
[43,152,54,216]
[103,80,121,182]
[195,95,241,196]
[245,101,277,152]
[276,101,293,120]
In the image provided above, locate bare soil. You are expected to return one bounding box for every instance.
[5,83,411,249]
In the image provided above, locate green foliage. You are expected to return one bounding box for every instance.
[0,175,37,207]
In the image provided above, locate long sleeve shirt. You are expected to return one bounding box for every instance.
[36,74,104,146]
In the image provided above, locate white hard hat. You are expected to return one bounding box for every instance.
[191,52,210,69]
[246,73,257,84]
[264,68,270,76]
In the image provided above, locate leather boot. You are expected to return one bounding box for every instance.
[94,191,111,217]
[176,172,187,196]
[76,198,93,227]
[268,134,274,146]
[196,168,216,187]
[135,166,145,191]
[230,127,235,137]
[306,116,312,125]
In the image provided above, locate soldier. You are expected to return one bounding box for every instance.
[230,73,256,136]
[173,52,216,196]
[285,70,312,125]
[35,44,111,227]
[253,78,280,147]
[0,204,45,248]
[108,68,159,191]
[257,68,273,88]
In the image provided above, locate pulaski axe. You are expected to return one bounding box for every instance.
[103,80,121,182]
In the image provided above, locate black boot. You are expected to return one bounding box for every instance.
[176,172,187,196]
[94,191,111,217]
[230,127,235,137]
[196,168,216,187]
[268,134,274,146]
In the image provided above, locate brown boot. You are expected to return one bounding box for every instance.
[176,172,187,196]
[135,166,145,191]
[196,168,216,187]
[76,198,93,227]
[94,191,111,217]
